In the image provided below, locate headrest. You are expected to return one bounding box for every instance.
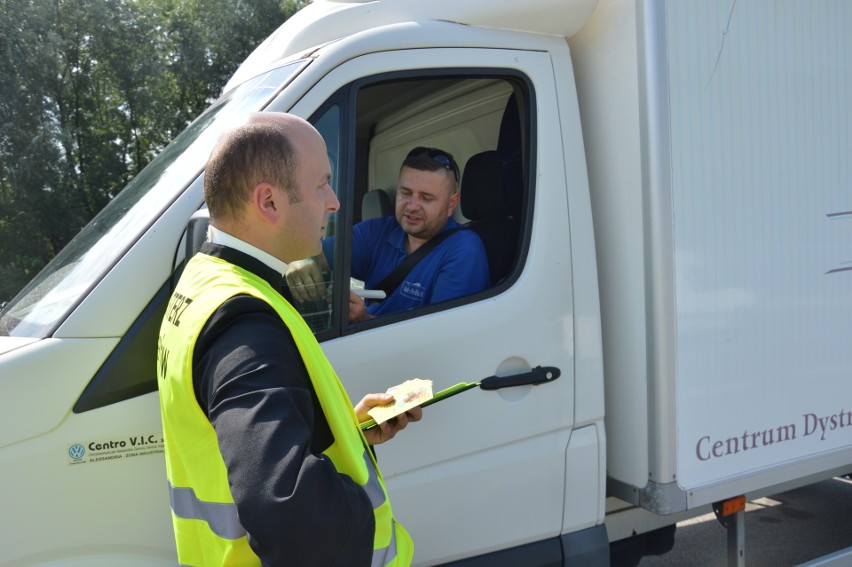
[461,151,510,221]
[362,189,393,220]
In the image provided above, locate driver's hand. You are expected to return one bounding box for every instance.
[348,291,375,323]
[285,258,326,303]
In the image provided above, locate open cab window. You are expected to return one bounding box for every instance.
[298,73,532,337]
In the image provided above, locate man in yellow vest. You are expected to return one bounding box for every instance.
[157,113,419,566]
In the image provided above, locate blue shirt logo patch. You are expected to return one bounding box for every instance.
[400,281,426,300]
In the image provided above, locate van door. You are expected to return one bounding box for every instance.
[281,38,581,564]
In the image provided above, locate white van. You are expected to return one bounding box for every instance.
[2,0,852,565]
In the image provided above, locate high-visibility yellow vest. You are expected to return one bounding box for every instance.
[157,252,413,566]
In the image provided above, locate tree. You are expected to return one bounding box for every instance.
[0,0,309,303]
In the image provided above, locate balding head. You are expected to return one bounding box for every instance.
[204,113,316,225]
[202,113,339,263]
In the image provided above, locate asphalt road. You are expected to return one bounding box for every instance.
[638,476,852,566]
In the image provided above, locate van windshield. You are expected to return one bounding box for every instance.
[0,61,308,338]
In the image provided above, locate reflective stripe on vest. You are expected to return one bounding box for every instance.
[168,458,398,565]
[169,482,246,540]
[362,449,397,565]
[362,450,386,507]
[168,458,392,555]
[373,522,398,567]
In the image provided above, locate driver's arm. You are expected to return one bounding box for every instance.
[285,253,331,303]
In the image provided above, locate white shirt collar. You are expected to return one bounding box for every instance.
[207,225,289,277]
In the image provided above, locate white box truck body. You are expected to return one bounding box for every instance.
[1,0,851,564]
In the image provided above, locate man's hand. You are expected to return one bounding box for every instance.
[349,291,376,323]
[355,393,423,445]
[285,257,328,303]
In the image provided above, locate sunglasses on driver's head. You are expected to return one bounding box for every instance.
[406,146,460,182]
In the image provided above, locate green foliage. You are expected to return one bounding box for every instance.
[0,0,309,303]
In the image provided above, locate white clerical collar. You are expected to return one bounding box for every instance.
[207,225,289,277]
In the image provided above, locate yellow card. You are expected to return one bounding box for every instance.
[367,378,433,426]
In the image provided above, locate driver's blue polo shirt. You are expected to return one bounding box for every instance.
[323,216,490,317]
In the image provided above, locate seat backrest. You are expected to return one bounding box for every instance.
[361,189,393,220]
[460,93,524,285]
[461,151,521,285]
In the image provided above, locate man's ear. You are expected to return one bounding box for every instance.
[252,183,280,223]
[447,191,460,217]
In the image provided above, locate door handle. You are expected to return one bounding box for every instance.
[479,366,561,390]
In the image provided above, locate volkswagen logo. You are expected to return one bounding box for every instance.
[68,444,86,461]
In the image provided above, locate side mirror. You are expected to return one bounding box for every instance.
[185,208,210,262]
